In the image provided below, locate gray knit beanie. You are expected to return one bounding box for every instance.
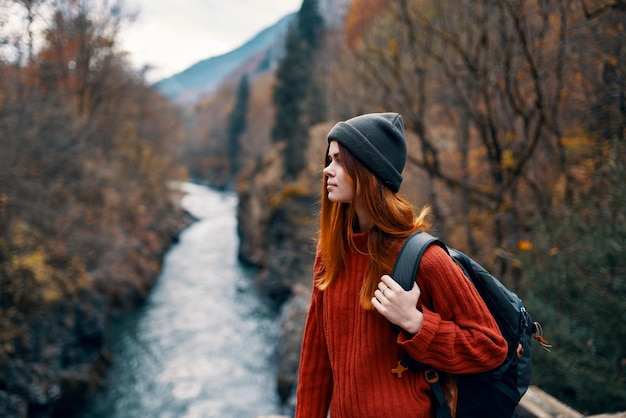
[327,112,407,193]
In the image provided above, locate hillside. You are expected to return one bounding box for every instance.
[153,13,295,106]
[152,0,352,107]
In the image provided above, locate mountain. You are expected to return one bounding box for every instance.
[153,0,352,107]
[153,13,296,106]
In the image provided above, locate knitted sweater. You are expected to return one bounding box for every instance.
[295,231,507,418]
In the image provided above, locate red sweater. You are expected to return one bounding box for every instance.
[295,231,507,417]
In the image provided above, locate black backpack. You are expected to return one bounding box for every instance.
[390,231,550,418]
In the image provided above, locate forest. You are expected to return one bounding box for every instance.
[1,0,625,416]
[0,0,188,416]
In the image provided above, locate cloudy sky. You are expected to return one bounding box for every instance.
[120,0,302,83]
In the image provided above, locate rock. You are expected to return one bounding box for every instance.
[236,145,319,302]
[236,147,285,268]
[235,122,331,411]
[256,189,318,303]
[276,284,312,404]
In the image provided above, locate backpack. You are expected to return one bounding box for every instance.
[390,231,551,418]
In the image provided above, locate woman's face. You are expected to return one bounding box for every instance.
[324,141,355,203]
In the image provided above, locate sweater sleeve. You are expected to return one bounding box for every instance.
[295,257,332,418]
[398,244,508,374]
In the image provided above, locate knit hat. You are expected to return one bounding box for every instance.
[327,112,407,192]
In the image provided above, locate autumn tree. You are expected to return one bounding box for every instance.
[36,0,129,117]
[343,0,582,266]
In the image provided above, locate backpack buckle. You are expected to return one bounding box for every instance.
[391,360,408,378]
[424,369,439,384]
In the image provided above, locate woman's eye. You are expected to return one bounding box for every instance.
[326,155,341,167]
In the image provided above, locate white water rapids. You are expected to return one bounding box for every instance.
[80,183,283,418]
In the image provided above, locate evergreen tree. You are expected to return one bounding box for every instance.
[297,0,324,49]
[272,0,325,179]
[524,137,626,413]
[227,74,250,181]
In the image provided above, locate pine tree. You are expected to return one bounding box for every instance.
[271,0,325,179]
[227,74,250,181]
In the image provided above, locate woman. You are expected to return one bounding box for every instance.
[295,113,507,417]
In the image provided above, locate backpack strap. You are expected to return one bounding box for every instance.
[391,231,448,291]
[390,231,446,336]
[390,231,446,335]
[391,231,453,418]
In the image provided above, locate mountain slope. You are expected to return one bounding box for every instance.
[153,13,295,106]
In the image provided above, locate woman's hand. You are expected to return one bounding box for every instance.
[372,274,423,334]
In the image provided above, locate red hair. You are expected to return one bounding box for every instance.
[315,142,431,309]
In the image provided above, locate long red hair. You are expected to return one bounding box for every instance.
[315,142,431,309]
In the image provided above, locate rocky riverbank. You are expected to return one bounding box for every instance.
[0,191,191,418]
[236,124,330,412]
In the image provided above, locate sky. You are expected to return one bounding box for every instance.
[120,0,302,83]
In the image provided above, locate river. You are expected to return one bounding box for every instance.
[79,183,284,418]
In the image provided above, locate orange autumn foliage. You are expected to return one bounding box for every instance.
[345,0,393,48]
